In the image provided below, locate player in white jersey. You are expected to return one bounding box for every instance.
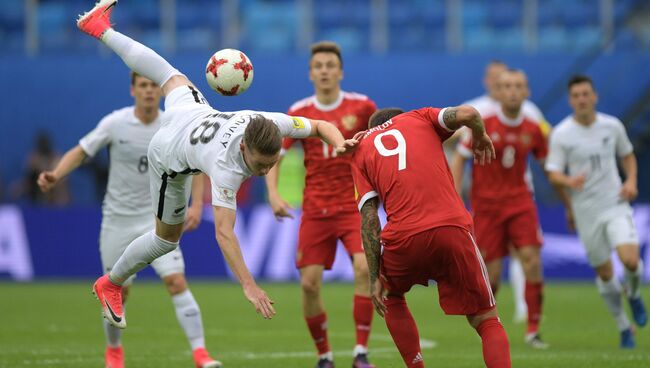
[37,72,220,368]
[77,2,357,360]
[546,74,646,348]
[459,60,552,324]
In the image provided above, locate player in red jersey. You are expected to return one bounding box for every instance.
[451,69,549,349]
[352,106,510,368]
[265,42,377,368]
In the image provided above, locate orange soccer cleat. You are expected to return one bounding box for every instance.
[77,0,117,39]
[193,347,223,368]
[104,346,124,368]
[93,274,126,329]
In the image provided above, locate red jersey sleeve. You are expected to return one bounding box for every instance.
[351,148,378,211]
[532,124,548,160]
[412,107,455,141]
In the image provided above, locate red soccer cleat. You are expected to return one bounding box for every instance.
[76,0,117,39]
[93,274,126,329]
[193,347,223,368]
[105,346,124,368]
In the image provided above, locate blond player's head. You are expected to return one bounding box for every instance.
[309,41,344,93]
[483,60,508,99]
[130,71,162,111]
[567,74,598,117]
[240,115,282,176]
[497,69,529,113]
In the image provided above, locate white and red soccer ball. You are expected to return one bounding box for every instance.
[205,49,254,96]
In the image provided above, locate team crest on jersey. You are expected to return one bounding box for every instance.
[490,132,501,142]
[520,133,531,146]
[341,115,358,130]
[291,117,305,129]
[217,187,235,202]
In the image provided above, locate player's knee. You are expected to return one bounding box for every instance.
[621,256,639,272]
[163,274,188,295]
[301,278,321,296]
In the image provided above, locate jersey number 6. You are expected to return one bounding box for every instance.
[374,130,406,171]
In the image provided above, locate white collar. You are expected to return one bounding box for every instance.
[496,107,524,127]
[313,91,344,111]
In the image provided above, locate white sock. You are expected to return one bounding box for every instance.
[509,257,527,317]
[103,317,122,348]
[353,344,368,356]
[624,259,643,299]
[109,231,178,285]
[596,277,631,331]
[101,29,182,87]
[172,289,206,351]
[319,351,333,361]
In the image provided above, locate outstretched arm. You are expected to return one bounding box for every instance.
[184,174,206,231]
[265,156,293,220]
[213,206,275,319]
[37,145,87,193]
[360,197,387,317]
[442,106,495,165]
[308,119,358,155]
[450,152,468,195]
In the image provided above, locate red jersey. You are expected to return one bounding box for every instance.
[459,110,548,211]
[285,91,377,218]
[352,107,473,245]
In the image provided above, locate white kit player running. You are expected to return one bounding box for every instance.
[76,1,357,361]
[546,75,647,348]
[461,60,552,324]
[37,73,220,368]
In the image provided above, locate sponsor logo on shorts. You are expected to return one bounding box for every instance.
[291,117,305,129]
[174,206,186,214]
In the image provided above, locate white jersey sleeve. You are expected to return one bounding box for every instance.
[263,112,312,139]
[209,171,243,210]
[545,128,567,173]
[79,114,114,157]
[614,119,634,157]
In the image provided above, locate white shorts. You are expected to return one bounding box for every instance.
[99,214,186,285]
[148,85,210,225]
[575,204,639,267]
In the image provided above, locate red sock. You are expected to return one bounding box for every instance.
[476,317,511,368]
[384,295,424,368]
[305,313,330,355]
[353,295,374,347]
[525,281,543,334]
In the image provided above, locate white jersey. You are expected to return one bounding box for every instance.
[79,106,161,218]
[546,112,634,219]
[464,94,545,123]
[156,91,311,210]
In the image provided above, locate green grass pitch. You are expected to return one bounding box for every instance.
[0,281,648,367]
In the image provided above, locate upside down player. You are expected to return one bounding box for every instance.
[38,72,218,368]
[266,41,377,368]
[451,69,552,348]
[77,2,358,367]
[352,106,511,368]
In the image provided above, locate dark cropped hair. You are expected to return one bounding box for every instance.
[243,115,282,155]
[310,41,343,68]
[568,74,594,90]
[368,108,405,129]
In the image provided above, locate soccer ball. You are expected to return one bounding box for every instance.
[205,49,254,96]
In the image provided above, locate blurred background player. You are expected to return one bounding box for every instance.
[353,106,510,368]
[462,60,550,324]
[546,75,647,348]
[265,41,378,368]
[451,69,550,348]
[37,72,218,368]
[77,0,357,353]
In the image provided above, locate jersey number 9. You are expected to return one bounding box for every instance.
[374,130,406,171]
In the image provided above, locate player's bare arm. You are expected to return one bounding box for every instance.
[360,197,387,317]
[37,145,88,192]
[619,153,638,201]
[308,119,358,155]
[265,158,294,220]
[184,174,206,231]
[450,151,467,195]
[213,206,276,319]
[442,106,495,165]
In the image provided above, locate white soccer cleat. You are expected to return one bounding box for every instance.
[524,332,549,349]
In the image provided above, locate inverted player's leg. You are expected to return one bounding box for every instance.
[384,293,424,368]
[594,259,635,347]
[300,265,332,361]
[103,285,129,368]
[466,308,511,368]
[518,245,545,345]
[77,0,191,96]
[508,249,528,323]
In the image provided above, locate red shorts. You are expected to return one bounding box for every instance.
[473,203,543,262]
[296,213,363,270]
[380,226,496,315]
